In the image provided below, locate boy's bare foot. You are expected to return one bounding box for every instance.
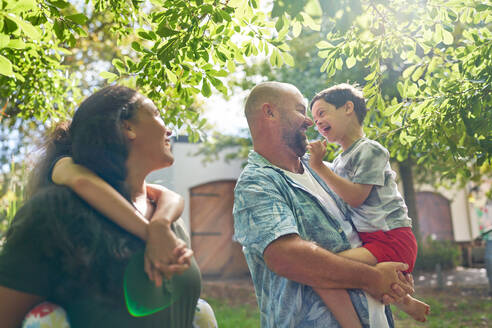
[398,295,430,322]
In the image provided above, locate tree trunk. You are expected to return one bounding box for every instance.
[398,159,422,245]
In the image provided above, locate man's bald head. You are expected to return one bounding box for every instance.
[244,81,300,126]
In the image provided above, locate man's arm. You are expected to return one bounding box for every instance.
[264,234,411,302]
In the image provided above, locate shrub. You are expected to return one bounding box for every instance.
[414,238,462,272]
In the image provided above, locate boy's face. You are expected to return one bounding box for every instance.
[312,99,351,145]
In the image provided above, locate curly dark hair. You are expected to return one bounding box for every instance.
[27,85,142,200]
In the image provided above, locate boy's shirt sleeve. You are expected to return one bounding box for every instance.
[350,141,388,187]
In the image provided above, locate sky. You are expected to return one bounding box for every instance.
[201,90,250,136]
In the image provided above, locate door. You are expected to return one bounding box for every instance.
[190,180,249,279]
[416,191,454,241]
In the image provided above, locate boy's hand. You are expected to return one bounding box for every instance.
[144,220,192,286]
[308,140,327,169]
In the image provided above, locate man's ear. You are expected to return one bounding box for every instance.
[261,103,276,119]
[122,120,137,140]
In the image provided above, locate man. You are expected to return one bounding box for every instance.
[233,82,412,327]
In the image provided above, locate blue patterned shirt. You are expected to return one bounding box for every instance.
[233,151,393,328]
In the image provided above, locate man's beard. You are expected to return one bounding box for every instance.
[283,128,307,157]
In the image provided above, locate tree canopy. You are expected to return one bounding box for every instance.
[203,0,492,191]
[1,0,491,187]
[0,0,324,137]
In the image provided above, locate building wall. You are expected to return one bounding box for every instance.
[146,140,243,230]
[416,185,480,242]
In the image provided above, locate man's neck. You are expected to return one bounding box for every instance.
[255,145,303,174]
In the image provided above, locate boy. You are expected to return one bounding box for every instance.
[308,84,429,327]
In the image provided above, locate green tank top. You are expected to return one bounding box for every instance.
[0,186,202,328]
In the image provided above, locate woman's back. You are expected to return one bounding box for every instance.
[0,185,201,328]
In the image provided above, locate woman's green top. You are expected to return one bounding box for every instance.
[0,185,201,328]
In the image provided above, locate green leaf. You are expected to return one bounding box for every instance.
[346,56,356,69]
[275,15,285,32]
[0,55,14,77]
[282,52,295,66]
[8,15,41,40]
[316,40,333,49]
[7,39,26,49]
[48,0,70,9]
[201,78,211,97]
[157,25,178,38]
[112,58,125,73]
[402,64,417,79]
[5,0,37,13]
[100,71,118,82]
[364,70,378,81]
[165,68,177,83]
[66,13,88,25]
[0,34,10,48]
[442,29,454,45]
[433,24,443,43]
[131,41,142,52]
[411,66,424,81]
[292,21,302,38]
[335,57,343,70]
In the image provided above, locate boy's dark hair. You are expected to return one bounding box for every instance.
[310,83,367,125]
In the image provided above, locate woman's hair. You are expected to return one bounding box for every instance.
[18,86,145,296]
[27,85,142,199]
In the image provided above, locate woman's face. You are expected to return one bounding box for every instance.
[129,97,174,170]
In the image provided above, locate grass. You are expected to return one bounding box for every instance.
[392,287,492,328]
[207,298,260,328]
[208,286,491,328]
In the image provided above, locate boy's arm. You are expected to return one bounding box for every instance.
[52,157,149,240]
[146,183,184,225]
[144,184,193,283]
[308,141,372,208]
[52,158,192,285]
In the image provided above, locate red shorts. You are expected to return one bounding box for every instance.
[359,227,417,272]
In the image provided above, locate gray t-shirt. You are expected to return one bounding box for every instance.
[332,138,412,232]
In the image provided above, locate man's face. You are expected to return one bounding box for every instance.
[277,88,313,157]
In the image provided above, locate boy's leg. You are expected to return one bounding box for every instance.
[338,246,378,266]
[313,287,362,328]
[338,245,430,323]
[397,295,430,322]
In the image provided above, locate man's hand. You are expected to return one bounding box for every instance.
[366,262,414,304]
[144,220,193,287]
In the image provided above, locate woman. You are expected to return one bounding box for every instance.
[0,86,212,327]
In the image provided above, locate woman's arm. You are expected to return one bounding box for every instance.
[0,286,43,328]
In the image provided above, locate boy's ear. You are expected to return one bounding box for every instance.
[122,120,137,140]
[344,101,355,115]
